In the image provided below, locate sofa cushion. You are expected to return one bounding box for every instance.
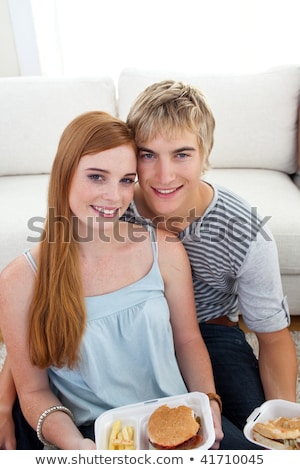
[118,66,300,174]
[0,77,117,176]
[0,174,49,269]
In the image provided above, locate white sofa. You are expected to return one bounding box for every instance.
[1,66,300,316]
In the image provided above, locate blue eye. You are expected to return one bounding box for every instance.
[88,174,103,181]
[140,152,154,160]
[177,153,188,159]
[121,178,135,185]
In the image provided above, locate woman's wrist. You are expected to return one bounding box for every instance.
[37,405,75,447]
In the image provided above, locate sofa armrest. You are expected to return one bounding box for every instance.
[295,110,300,188]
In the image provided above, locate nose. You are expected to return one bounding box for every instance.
[101,181,121,202]
[156,159,175,184]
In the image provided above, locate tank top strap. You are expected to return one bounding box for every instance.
[148,225,158,259]
[23,248,38,274]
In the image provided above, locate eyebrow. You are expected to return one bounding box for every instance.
[138,146,197,153]
[86,168,136,177]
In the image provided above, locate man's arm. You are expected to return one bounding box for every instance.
[256,328,297,402]
[237,227,298,401]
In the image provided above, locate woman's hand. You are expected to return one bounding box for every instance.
[209,400,224,450]
[76,438,96,450]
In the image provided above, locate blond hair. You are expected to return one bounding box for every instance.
[126,80,215,174]
[29,111,136,368]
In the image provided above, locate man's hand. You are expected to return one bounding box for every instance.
[209,400,224,449]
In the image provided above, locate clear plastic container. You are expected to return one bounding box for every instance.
[243,399,300,449]
[95,391,215,450]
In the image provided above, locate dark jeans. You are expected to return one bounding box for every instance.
[220,416,262,450]
[200,323,265,430]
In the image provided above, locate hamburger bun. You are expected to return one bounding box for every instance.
[147,404,201,450]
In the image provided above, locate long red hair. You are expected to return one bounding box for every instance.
[29,111,136,368]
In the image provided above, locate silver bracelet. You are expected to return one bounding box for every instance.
[36,405,74,447]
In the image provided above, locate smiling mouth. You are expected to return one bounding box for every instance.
[152,186,183,195]
[91,205,119,217]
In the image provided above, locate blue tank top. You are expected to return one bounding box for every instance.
[24,226,187,426]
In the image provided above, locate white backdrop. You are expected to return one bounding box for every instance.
[9,0,300,83]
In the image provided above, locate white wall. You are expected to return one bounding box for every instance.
[30,0,300,83]
[8,0,41,75]
[0,0,20,76]
[1,0,300,80]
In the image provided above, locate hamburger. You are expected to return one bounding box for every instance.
[147,404,202,450]
[253,416,300,449]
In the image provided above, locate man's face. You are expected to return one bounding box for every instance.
[136,131,204,220]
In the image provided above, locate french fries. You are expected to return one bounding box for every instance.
[108,419,135,450]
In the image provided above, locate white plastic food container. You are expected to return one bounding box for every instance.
[95,391,215,450]
[243,399,300,449]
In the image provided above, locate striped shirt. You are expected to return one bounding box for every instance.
[122,184,290,332]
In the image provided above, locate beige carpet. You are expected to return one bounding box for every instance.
[1,332,300,402]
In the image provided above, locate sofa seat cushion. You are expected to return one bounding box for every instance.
[0,174,49,269]
[204,169,300,275]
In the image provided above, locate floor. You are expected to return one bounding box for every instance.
[290,316,300,331]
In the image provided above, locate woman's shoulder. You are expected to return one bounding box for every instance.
[0,246,38,287]
[0,254,27,280]
[155,228,189,263]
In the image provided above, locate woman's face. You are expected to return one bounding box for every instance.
[69,144,136,237]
